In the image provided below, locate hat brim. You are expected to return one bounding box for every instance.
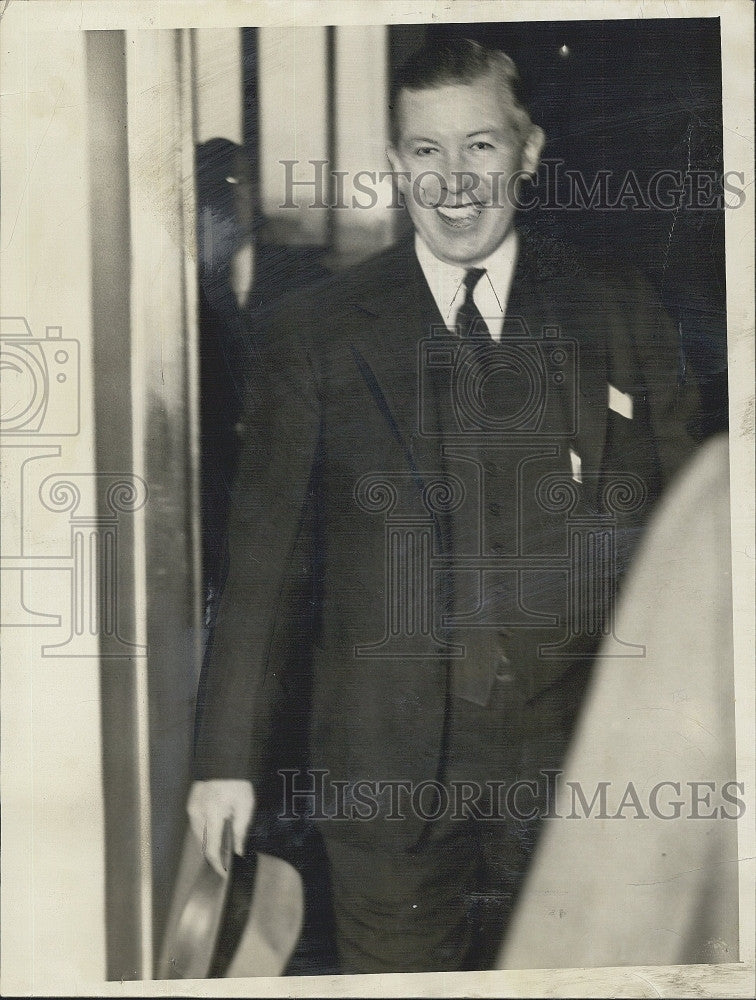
[158,824,304,980]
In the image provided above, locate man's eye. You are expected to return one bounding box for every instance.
[471,141,494,151]
[415,146,437,156]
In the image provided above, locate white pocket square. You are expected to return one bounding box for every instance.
[569,447,582,484]
[608,383,633,419]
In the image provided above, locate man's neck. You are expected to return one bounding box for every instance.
[414,230,520,339]
[414,228,518,272]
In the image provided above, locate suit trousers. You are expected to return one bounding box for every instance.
[320,670,536,974]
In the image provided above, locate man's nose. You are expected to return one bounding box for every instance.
[440,151,474,198]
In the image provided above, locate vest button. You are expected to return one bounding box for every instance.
[495,654,514,683]
[490,541,504,555]
[487,501,502,517]
[483,460,498,476]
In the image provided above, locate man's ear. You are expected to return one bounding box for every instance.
[385,144,401,174]
[385,144,411,198]
[521,125,545,176]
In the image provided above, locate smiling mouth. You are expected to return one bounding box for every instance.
[435,203,483,229]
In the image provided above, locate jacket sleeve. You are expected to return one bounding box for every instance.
[192,297,321,783]
[634,273,702,487]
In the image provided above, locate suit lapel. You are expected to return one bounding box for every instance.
[348,238,446,479]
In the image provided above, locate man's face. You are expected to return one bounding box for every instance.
[387,72,544,266]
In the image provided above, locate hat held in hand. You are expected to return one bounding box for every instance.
[158,818,304,979]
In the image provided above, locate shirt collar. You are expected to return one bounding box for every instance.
[414,229,519,338]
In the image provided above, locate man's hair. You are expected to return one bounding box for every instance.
[389,37,533,143]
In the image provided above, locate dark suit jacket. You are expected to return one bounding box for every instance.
[193,230,700,849]
[198,244,330,610]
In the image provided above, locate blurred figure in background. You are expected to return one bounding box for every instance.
[196,138,329,633]
[196,138,255,632]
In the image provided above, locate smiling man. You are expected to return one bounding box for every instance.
[188,38,701,974]
[387,44,543,266]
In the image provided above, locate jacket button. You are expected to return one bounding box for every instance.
[490,541,504,555]
[483,460,498,476]
[487,501,501,517]
[495,653,514,683]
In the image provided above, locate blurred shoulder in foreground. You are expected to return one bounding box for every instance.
[499,432,740,968]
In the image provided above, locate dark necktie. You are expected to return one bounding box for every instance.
[455,267,490,340]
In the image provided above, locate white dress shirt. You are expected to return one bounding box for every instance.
[414,229,519,341]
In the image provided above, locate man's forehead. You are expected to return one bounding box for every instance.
[395,74,524,134]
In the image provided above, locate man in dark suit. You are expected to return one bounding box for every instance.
[188,38,700,973]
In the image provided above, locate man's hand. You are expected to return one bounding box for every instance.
[186,779,256,876]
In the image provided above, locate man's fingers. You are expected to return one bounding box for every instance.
[203,812,227,876]
[232,790,254,856]
[232,818,246,857]
[187,800,221,873]
[186,798,205,849]
[186,780,255,874]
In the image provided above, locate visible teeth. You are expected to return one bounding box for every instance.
[437,204,481,228]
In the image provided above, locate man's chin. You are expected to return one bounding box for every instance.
[422,232,497,267]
